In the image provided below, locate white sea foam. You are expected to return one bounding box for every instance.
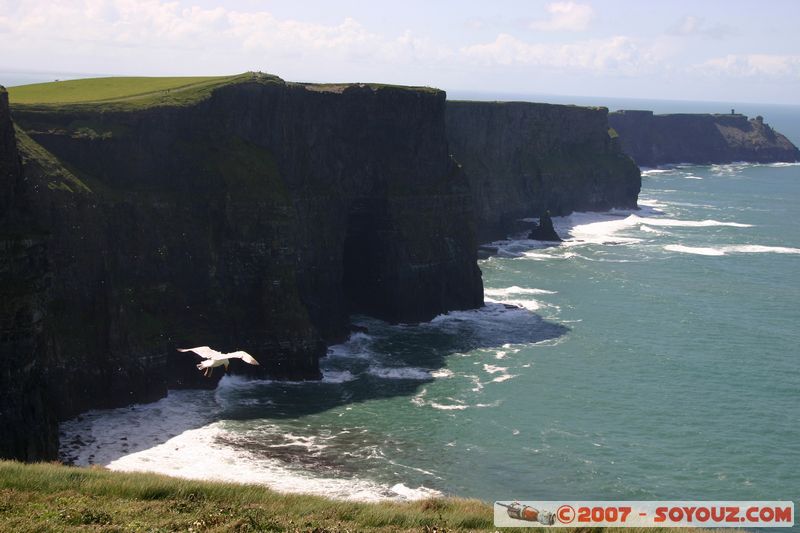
[484,286,557,297]
[321,369,358,383]
[641,169,674,176]
[491,374,517,383]
[564,214,643,246]
[521,250,578,260]
[60,390,439,502]
[664,245,725,256]
[684,175,703,180]
[729,245,800,254]
[483,364,506,374]
[367,366,434,380]
[326,331,375,360]
[482,364,518,383]
[390,483,443,499]
[485,296,541,311]
[102,423,424,501]
[640,225,664,234]
[518,251,555,260]
[411,387,501,411]
[634,215,751,228]
[637,198,668,211]
[429,402,469,411]
[666,244,800,256]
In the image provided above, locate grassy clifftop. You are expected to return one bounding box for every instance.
[7,73,441,112]
[7,72,280,111]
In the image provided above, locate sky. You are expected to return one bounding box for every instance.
[1,0,799,104]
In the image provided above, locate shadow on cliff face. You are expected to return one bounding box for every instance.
[217,303,569,421]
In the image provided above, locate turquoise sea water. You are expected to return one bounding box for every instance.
[41,92,799,511]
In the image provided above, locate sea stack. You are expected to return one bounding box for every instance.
[528,211,562,242]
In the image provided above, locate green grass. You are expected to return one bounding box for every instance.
[7,74,440,112]
[7,72,282,111]
[13,125,91,194]
[9,76,231,104]
[297,81,442,95]
[0,461,730,533]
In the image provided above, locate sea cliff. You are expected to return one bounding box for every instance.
[0,75,484,459]
[0,88,58,460]
[447,101,641,241]
[609,110,800,166]
[1,77,650,463]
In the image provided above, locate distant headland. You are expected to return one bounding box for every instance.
[609,109,800,167]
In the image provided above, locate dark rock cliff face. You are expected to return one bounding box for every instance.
[609,110,800,167]
[3,79,483,450]
[0,87,58,460]
[446,101,641,242]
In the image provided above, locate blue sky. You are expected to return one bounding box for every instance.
[1,0,798,104]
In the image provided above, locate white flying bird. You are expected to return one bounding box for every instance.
[177,346,260,377]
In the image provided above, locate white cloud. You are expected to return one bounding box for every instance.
[0,0,453,73]
[0,0,798,102]
[696,54,800,78]
[461,33,659,75]
[530,2,594,32]
[668,15,734,39]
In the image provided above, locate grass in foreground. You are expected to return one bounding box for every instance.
[0,461,731,533]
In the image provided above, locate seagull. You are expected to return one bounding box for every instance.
[177,346,260,377]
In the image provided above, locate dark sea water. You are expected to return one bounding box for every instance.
[31,85,797,510]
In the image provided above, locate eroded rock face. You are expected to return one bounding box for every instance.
[0,87,58,461]
[5,79,483,433]
[446,101,641,242]
[608,110,800,167]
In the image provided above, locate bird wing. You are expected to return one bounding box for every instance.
[227,351,260,365]
[177,346,222,360]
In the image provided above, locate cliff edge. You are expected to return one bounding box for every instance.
[608,110,800,167]
[0,87,58,460]
[447,101,641,242]
[1,74,484,459]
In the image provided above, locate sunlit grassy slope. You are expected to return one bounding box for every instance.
[6,73,279,110]
[6,74,441,112]
[0,460,731,533]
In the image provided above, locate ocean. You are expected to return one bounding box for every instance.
[12,77,795,509]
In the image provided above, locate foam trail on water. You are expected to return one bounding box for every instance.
[728,245,800,254]
[321,370,357,383]
[665,245,725,256]
[634,215,751,228]
[484,286,557,297]
[367,366,435,380]
[485,295,541,311]
[666,244,800,256]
